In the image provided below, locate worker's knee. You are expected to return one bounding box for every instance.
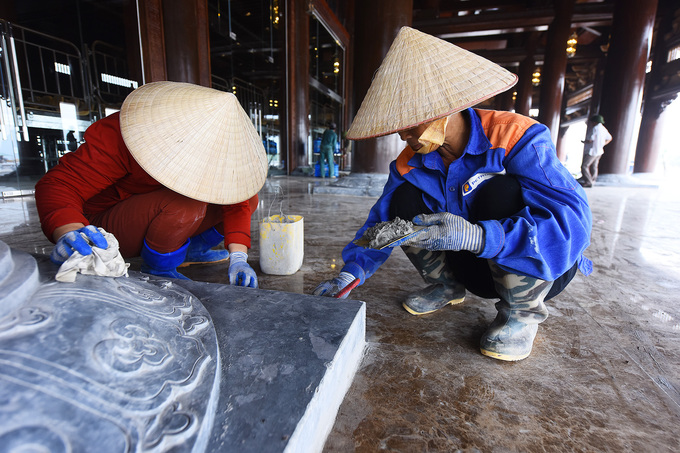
[159,193,209,228]
[144,192,210,252]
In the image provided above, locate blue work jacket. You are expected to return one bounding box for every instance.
[341,108,593,284]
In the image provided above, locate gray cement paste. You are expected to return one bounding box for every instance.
[363,217,415,248]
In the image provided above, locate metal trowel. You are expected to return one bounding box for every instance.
[353,226,425,250]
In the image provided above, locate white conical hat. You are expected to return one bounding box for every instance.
[119,81,268,204]
[346,26,518,140]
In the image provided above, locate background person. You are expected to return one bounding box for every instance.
[312,27,593,361]
[578,114,612,187]
[319,121,338,178]
[35,81,268,287]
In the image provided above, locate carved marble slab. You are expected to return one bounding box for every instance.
[0,239,366,453]
[0,242,220,452]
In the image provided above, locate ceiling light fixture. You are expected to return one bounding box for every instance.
[566,32,578,58]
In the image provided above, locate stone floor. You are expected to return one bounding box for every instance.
[1,172,680,452]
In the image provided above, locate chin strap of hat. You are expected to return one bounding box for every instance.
[416,116,449,154]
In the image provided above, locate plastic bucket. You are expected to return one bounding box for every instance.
[259,215,304,275]
[314,163,339,177]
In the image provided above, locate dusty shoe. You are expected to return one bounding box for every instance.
[479,303,539,361]
[402,283,465,315]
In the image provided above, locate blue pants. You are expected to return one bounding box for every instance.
[319,146,334,177]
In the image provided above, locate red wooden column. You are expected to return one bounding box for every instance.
[537,0,575,145]
[126,0,167,83]
[351,0,413,174]
[163,0,211,86]
[498,87,516,112]
[598,0,658,175]
[127,0,211,86]
[284,0,310,173]
[573,57,607,170]
[634,2,675,174]
[555,127,568,162]
[634,99,675,173]
[515,57,535,115]
[515,32,540,116]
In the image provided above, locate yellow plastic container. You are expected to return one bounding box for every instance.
[259,215,304,275]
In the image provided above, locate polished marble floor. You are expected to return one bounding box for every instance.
[2,172,680,452]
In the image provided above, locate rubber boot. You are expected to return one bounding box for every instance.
[140,239,191,280]
[179,227,229,268]
[479,261,553,361]
[401,246,465,315]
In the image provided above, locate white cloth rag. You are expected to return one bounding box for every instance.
[56,228,129,283]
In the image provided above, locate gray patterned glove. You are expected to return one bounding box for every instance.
[396,212,485,253]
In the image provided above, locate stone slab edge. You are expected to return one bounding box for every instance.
[284,302,366,453]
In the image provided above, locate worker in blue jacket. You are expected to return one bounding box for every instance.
[312,27,593,362]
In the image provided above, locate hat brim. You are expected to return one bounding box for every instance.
[346,27,518,140]
[120,81,268,205]
[347,77,517,140]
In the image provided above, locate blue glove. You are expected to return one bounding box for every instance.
[312,271,356,299]
[51,225,109,264]
[394,212,485,253]
[228,251,258,288]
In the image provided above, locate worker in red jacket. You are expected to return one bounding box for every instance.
[35,81,269,286]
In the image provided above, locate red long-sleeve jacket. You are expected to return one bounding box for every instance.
[35,112,256,248]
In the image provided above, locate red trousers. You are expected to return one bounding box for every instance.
[87,187,252,258]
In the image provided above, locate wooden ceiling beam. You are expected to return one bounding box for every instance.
[414,0,524,15]
[414,2,613,38]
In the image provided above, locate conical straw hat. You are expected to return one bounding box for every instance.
[119,81,268,204]
[346,26,518,140]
